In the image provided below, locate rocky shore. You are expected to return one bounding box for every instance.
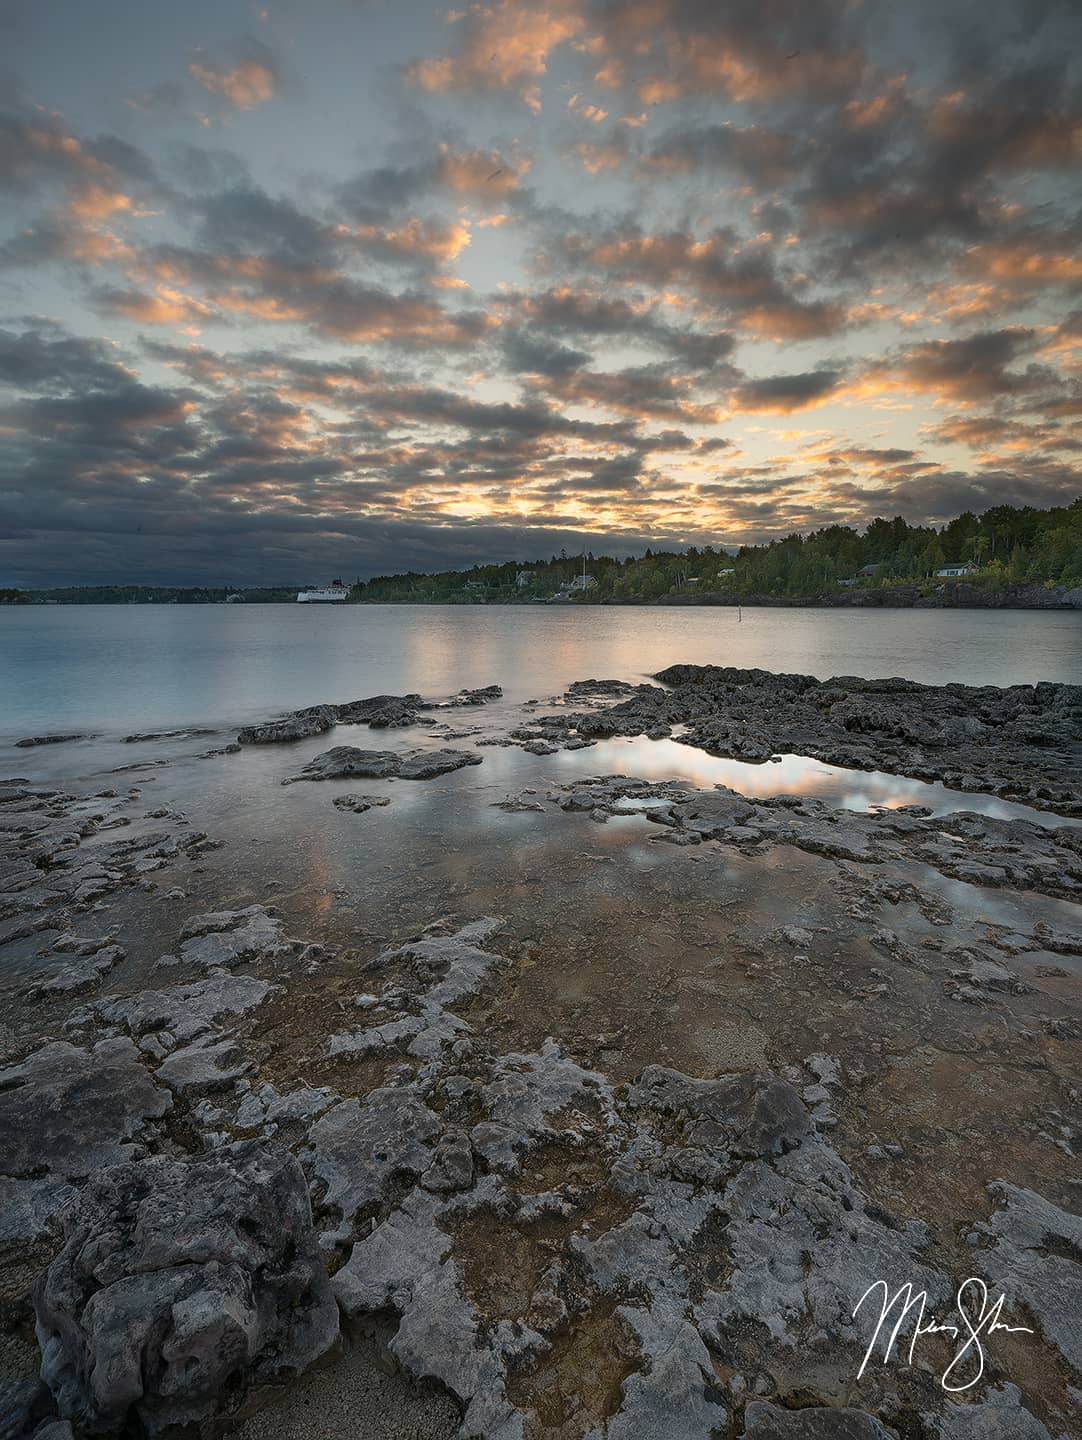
[1,668,1079,1440]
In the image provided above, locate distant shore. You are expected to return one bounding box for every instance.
[5,580,1082,609]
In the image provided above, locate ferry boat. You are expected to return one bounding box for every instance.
[296,579,350,603]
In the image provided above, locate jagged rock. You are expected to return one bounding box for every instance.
[286,746,482,784]
[398,749,484,779]
[420,1130,475,1192]
[743,1401,897,1437]
[234,1083,338,1132]
[237,705,336,744]
[449,685,502,705]
[566,679,638,696]
[334,694,425,727]
[286,746,401,782]
[544,666,1082,816]
[0,1038,171,1242]
[33,1142,338,1435]
[29,1422,73,1440]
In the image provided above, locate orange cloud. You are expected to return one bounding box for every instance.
[439,145,530,195]
[573,139,627,173]
[98,286,216,327]
[188,56,278,110]
[67,184,133,219]
[407,0,585,111]
[354,217,472,264]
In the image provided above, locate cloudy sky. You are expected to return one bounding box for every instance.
[2,0,1080,585]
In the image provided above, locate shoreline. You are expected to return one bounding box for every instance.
[1,666,1079,1440]
[6,583,1082,612]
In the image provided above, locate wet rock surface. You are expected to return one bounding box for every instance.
[538,666,1082,816]
[510,774,1082,901]
[1,667,1079,1440]
[237,706,337,745]
[285,746,483,784]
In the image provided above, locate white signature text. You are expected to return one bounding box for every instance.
[853,1278,1034,1392]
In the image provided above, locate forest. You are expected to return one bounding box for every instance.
[354,498,1082,604]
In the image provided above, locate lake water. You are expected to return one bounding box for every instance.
[0,603,1078,738]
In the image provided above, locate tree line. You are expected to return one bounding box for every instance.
[5,497,1079,603]
[355,497,1082,603]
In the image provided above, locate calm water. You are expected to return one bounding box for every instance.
[1,603,1079,738]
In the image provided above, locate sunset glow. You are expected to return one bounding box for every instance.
[2,0,1080,583]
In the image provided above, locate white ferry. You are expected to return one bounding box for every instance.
[296,578,350,603]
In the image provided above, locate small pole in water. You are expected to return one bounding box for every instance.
[738,603,742,622]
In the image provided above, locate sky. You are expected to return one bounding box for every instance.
[1,0,1080,586]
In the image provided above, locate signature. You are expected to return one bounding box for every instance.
[853,1278,1034,1392]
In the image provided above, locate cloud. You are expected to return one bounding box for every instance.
[406,0,586,112]
[559,224,847,338]
[872,327,1046,403]
[733,369,845,413]
[188,40,282,111]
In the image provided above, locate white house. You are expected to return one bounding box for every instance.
[717,567,735,578]
[569,574,597,591]
[516,569,534,588]
[936,562,978,577]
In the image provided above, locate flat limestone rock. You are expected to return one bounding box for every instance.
[95,970,274,1045]
[34,1141,339,1435]
[155,1035,250,1095]
[628,1066,813,1159]
[929,1382,1057,1439]
[158,905,320,969]
[304,1088,442,1228]
[978,1182,1082,1375]
[0,1038,171,1241]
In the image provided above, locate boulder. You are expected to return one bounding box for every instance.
[34,1142,338,1435]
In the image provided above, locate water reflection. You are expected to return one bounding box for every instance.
[2,603,1079,736]
[548,736,1074,828]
